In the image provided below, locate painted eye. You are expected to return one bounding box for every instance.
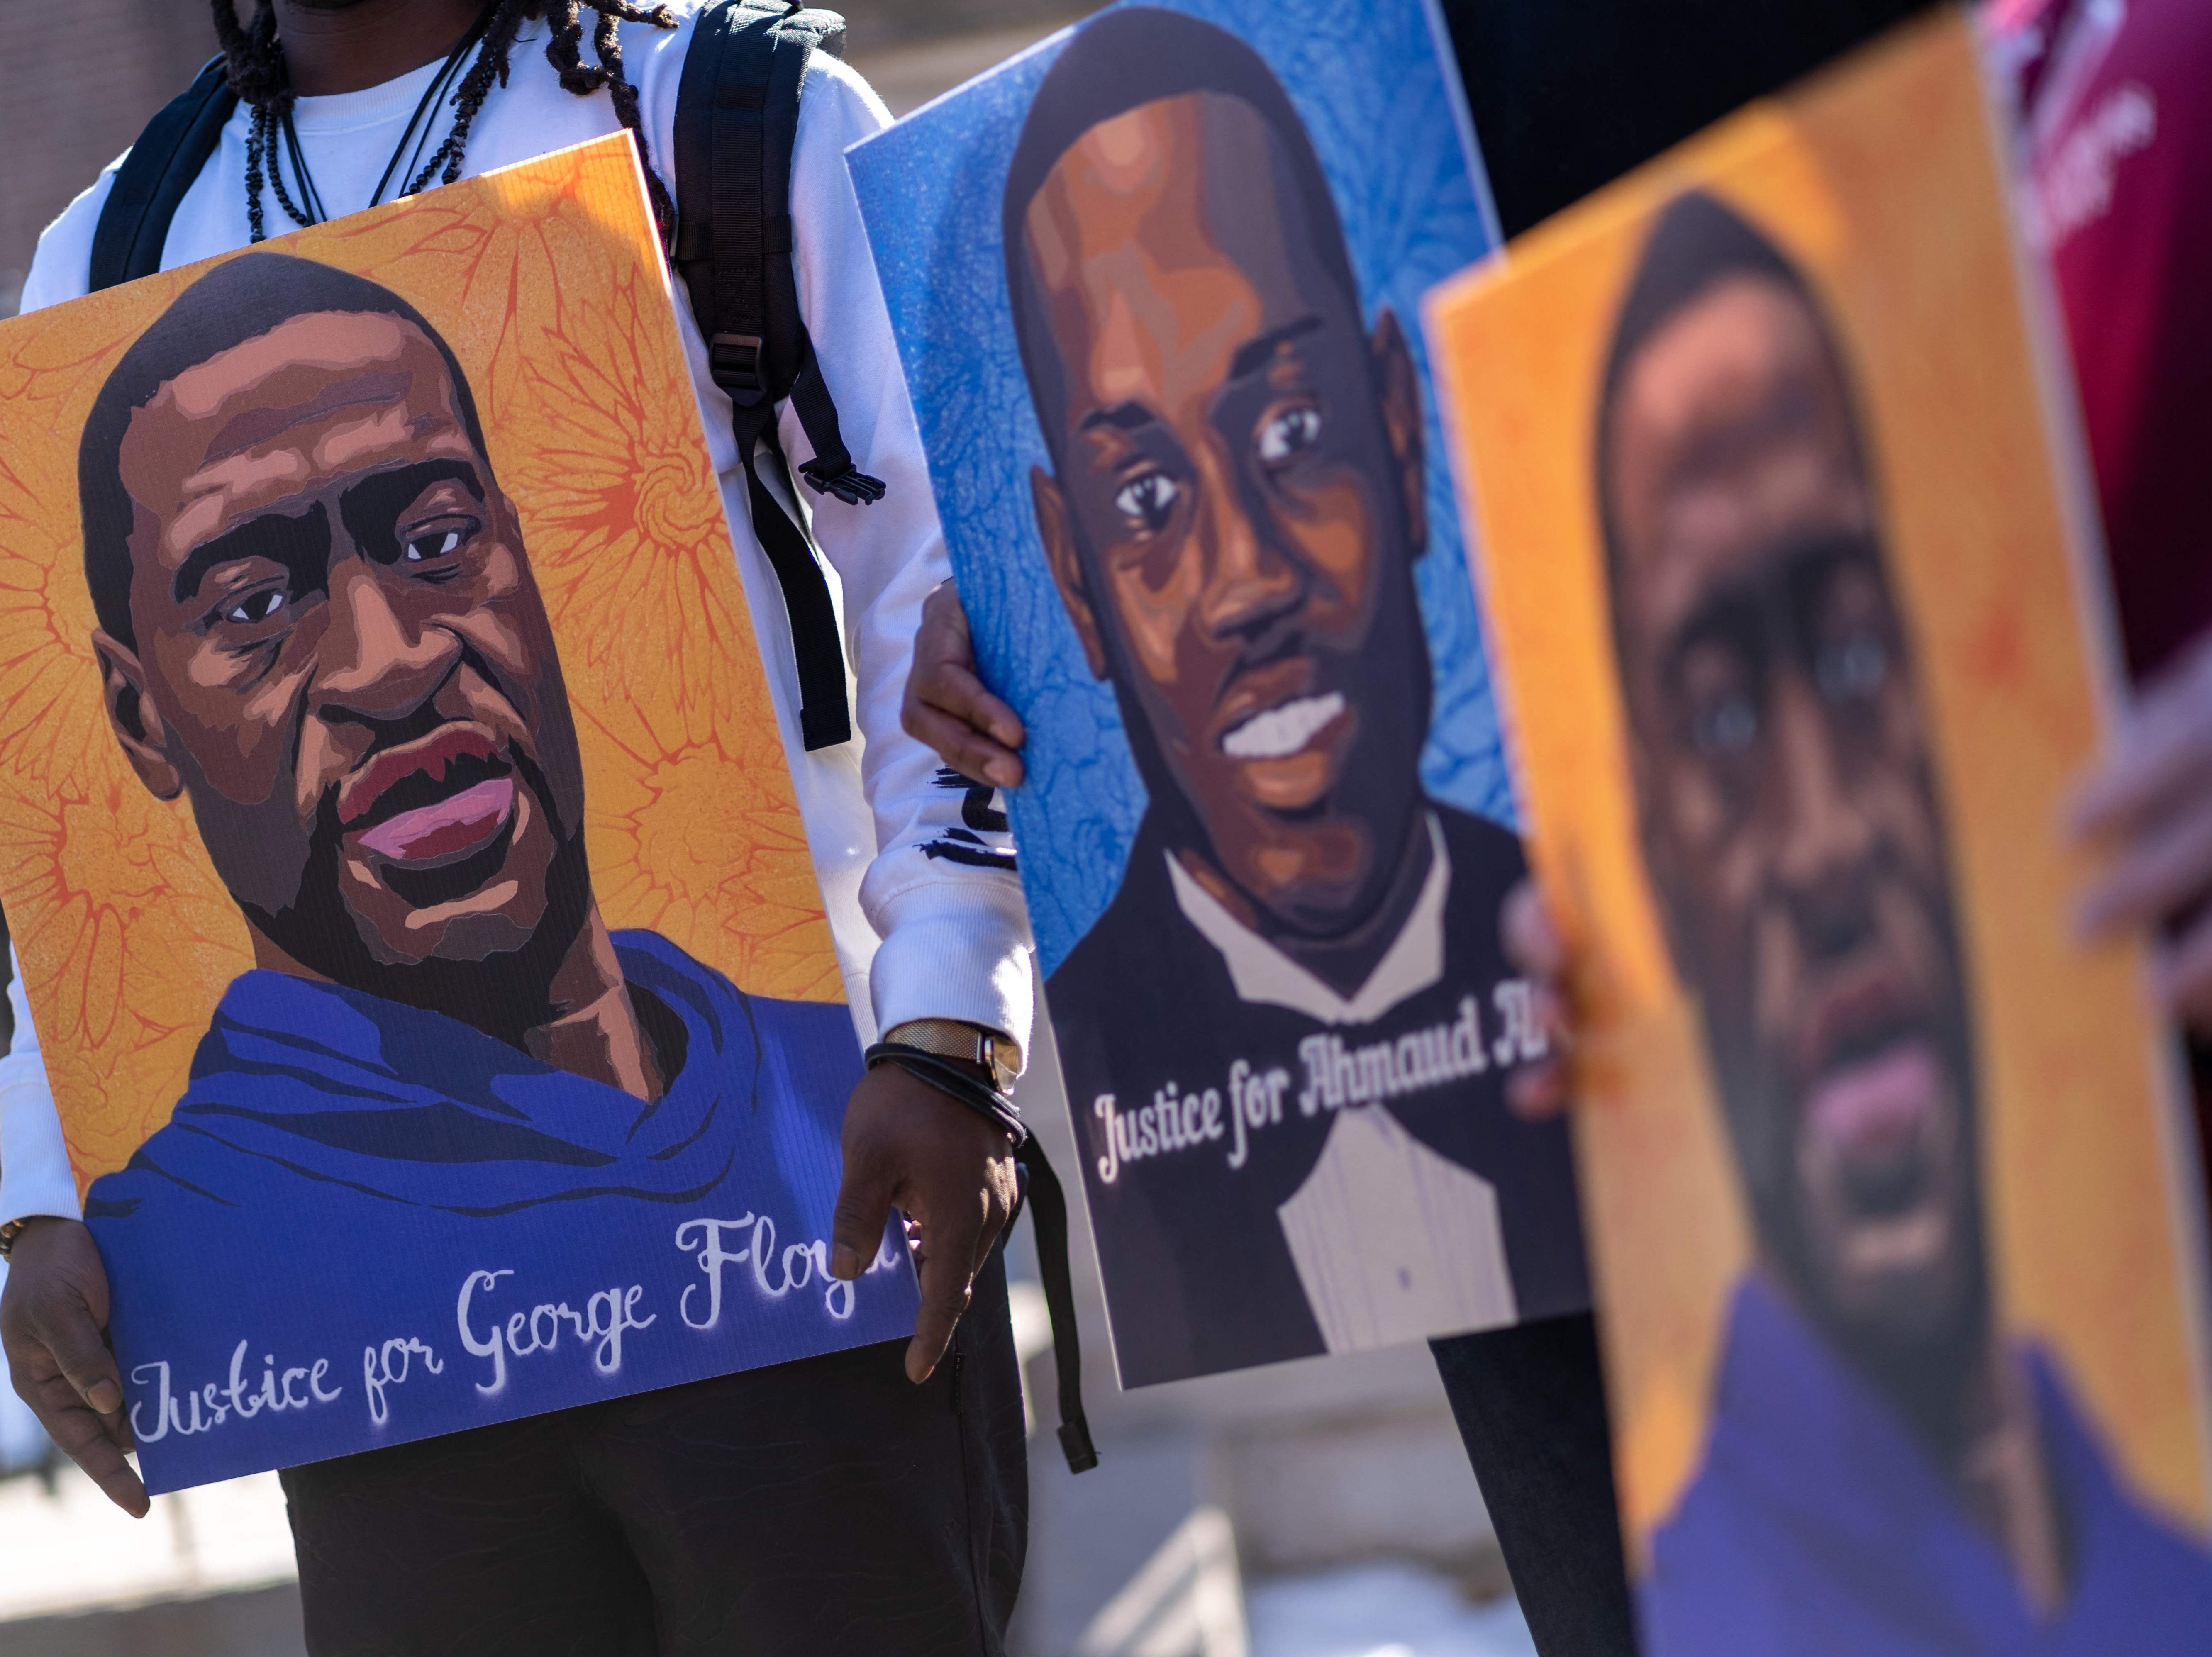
[1817,629,1888,702]
[403,527,466,563]
[1112,472,1181,535]
[1257,405,1322,465]
[222,589,287,626]
[1691,692,1759,756]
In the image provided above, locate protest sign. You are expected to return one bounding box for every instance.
[1428,11,2212,1645]
[0,134,915,1492]
[850,0,1590,1387]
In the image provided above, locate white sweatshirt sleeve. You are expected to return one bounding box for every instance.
[772,58,1035,1053]
[0,946,78,1227]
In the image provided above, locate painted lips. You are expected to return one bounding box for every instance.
[1805,1038,1940,1161]
[1220,690,1346,761]
[338,726,517,868]
[354,775,515,865]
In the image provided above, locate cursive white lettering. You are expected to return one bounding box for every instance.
[457,1267,653,1392]
[675,1216,756,1330]
[363,1336,443,1427]
[224,1340,262,1421]
[1094,1094,1121,1184]
[457,1269,516,1395]
[129,1341,341,1444]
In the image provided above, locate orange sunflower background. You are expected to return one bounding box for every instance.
[1427,11,2212,1557]
[0,134,839,1194]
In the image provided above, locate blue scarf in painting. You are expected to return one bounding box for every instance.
[1643,1274,2212,1655]
[85,931,915,1493]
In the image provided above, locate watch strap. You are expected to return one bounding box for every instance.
[882,1018,1020,1092]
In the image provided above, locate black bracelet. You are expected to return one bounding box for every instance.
[864,1041,1027,1146]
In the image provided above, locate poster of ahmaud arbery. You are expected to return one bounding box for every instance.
[851,0,1591,1386]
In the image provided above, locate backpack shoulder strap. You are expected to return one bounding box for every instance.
[674,1,876,752]
[745,7,880,511]
[90,58,237,293]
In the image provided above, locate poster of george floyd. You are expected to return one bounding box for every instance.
[1428,9,2212,1650]
[849,0,1590,1389]
[0,134,916,1493]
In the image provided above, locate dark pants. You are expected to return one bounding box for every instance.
[1432,1312,1640,1657]
[281,1249,1027,1657]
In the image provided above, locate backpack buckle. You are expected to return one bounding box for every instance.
[709,332,765,400]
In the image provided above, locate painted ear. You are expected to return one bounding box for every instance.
[93,629,183,801]
[1371,307,1427,560]
[1032,465,1109,680]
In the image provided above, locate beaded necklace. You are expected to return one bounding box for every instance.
[244,4,496,242]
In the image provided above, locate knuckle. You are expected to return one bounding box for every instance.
[63,1441,117,1479]
[17,1285,70,1338]
[833,1169,892,1227]
[56,1350,105,1386]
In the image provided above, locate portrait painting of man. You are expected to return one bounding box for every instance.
[1429,14,2212,1653]
[852,0,1590,1384]
[0,143,914,1492]
[1595,186,2212,1654]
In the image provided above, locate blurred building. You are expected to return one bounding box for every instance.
[0,6,1526,1655]
[0,0,212,315]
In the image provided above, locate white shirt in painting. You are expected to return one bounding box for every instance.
[1164,812,1519,1351]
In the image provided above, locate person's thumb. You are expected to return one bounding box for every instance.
[26,1286,124,1419]
[829,1153,896,1282]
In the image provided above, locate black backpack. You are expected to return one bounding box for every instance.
[92,0,868,754]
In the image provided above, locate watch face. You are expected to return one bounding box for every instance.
[973,1038,1008,1092]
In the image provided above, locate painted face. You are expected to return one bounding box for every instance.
[104,309,588,982]
[1605,273,1983,1350]
[1022,91,1432,941]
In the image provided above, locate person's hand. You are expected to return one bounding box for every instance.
[901,582,1026,790]
[1502,878,1577,1120]
[2073,636,2212,1036]
[0,1216,147,1516]
[828,1061,1021,1384]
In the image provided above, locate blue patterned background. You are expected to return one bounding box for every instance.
[849,0,1511,976]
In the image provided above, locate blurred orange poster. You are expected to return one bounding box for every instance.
[0,134,912,1494]
[1427,10,2212,1650]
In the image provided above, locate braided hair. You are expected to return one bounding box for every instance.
[210,0,680,243]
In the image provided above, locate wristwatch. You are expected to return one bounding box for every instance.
[882,1019,1022,1094]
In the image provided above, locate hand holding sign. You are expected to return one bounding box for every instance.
[0,1217,144,1516]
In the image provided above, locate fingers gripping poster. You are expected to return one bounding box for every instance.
[850,0,1590,1387]
[0,135,916,1492]
[1429,13,2212,1650]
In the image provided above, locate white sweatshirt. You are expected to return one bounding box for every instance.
[0,5,1030,1227]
